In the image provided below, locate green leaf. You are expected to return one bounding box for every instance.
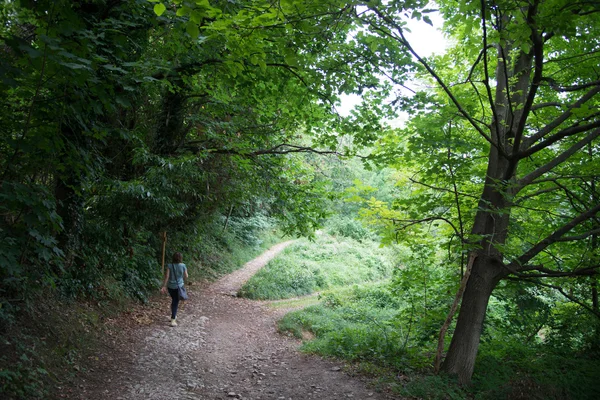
[153,3,166,16]
[190,10,203,23]
[176,6,190,17]
[186,21,200,38]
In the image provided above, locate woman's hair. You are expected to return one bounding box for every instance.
[172,252,183,263]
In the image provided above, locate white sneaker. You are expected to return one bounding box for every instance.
[170,318,177,327]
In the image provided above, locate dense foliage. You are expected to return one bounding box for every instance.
[0,1,372,396]
[1,0,599,397]
[0,0,377,318]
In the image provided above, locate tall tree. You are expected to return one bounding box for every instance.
[355,0,600,383]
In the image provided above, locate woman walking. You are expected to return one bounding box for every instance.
[160,252,188,327]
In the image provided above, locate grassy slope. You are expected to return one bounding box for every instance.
[239,233,395,300]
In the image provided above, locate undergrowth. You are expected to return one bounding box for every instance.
[266,233,600,400]
[239,233,395,299]
[279,283,600,399]
[279,283,431,371]
[0,293,123,400]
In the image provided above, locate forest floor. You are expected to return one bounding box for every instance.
[61,241,401,400]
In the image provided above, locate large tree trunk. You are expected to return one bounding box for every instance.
[440,144,513,383]
[441,254,505,383]
[440,172,512,383]
[440,128,513,382]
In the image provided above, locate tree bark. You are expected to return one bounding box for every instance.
[434,253,477,373]
[441,253,506,383]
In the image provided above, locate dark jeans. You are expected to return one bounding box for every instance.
[168,288,180,319]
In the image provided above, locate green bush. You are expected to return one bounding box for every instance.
[239,258,322,299]
[325,216,374,241]
[271,237,600,400]
[226,213,276,247]
[399,374,468,400]
[473,338,600,400]
[0,357,49,400]
[0,295,107,400]
[182,219,281,281]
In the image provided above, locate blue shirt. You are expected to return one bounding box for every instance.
[167,263,186,289]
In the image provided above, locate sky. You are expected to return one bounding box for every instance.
[338,11,448,123]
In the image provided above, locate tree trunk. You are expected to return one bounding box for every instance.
[441,254,505,383]
[440,11,532,382]
[440,167,513,383]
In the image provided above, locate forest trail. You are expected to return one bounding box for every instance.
[65,241,398,400]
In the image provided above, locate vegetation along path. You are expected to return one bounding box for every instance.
[65,241,398,400]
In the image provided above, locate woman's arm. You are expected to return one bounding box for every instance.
[160,268,170,293]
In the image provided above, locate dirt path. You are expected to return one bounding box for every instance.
[65,241,398,400]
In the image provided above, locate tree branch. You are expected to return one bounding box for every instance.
[531,102,562,111]
[516,265,599,277]
[517,128,600,189]
[542,78,600,92]
[519,119,600,159]
[364,6,501,154]
[530,174,600,185]
[507,0,544,180]
[507,202,600,270]
[447,124,466,257]
[508,277,600,319]
[393,216,464,242]
[481,0,503,151]
[267,62,339,112]
[523,85,600,148]
[555,228,600,242]
[198,143,343,157]
[251,144,342,156]
[408,178,479,200]
[514,187,560,204]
